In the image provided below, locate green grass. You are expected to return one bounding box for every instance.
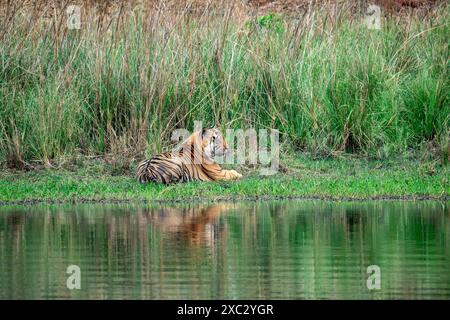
[0,4,448,204]
[0,3,449,169]
[0,156,448,204]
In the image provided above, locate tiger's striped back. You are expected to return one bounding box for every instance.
[136,152,185,184]
[136,152,222,184]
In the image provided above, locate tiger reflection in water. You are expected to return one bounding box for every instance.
[141,203,235,247]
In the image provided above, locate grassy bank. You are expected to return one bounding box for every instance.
[0,2,448,205]
[0,2,449,169]
[0,156,448,205]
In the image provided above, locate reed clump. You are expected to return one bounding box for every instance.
[0,1,448,169]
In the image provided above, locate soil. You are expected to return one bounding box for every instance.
[1,194,448,206]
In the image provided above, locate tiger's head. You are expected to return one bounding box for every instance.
[201,126,229,161]
[181,126,229,163]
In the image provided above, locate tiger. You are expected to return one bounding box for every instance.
[136,126,242,184]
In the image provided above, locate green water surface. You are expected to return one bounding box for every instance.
[0,201,448,299]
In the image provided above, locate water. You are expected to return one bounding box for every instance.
[0,201,448,299]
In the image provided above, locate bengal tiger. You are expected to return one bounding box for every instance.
[136,126,242,184]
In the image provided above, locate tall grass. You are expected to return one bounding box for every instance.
[0,1,448,169]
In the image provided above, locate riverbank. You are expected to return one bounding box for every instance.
[0,157,448,205]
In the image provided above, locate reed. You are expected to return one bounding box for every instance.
[0,1,448,169]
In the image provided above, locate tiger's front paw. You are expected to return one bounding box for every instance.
[229,170,242,180]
